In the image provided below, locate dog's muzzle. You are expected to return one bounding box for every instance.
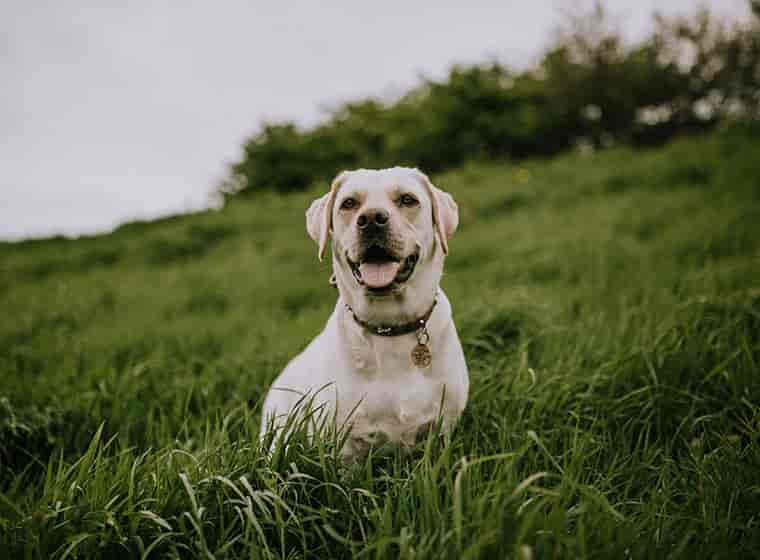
[347,244,419,295]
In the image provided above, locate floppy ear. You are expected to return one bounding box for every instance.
[306,171,348,261]
[415,170,459,255]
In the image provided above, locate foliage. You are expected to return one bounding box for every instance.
[228,4,760,194]
[1,125,759,557]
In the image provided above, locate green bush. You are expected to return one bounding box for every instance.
[227,4,760,195]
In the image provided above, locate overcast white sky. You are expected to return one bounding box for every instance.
[0,0,750,240]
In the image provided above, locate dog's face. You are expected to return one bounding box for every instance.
[306,167,458,324]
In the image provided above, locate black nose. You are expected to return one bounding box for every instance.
[357,209,390,230]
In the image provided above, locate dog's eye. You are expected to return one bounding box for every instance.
[340,198,358,210]
[400,194,418,207]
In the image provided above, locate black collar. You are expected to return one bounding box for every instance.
[345,296,437,337]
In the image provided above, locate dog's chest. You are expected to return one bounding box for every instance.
[348,366,444,446]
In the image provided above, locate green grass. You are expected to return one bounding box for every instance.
[1,124,760,558]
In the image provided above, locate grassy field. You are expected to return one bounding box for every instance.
[1,124,759,558]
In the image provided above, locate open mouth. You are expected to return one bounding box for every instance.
[347,245,419,294]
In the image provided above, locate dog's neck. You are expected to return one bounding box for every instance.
[334,275,440,333]
[334,288,451,375]
[344,295,437,337]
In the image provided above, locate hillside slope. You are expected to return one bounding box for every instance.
[1,125,759,558]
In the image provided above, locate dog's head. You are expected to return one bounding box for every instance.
[306,167,458,324]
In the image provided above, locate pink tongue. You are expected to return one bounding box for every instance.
[359,261,401,288]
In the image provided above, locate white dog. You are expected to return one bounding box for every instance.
[261,167,469,460]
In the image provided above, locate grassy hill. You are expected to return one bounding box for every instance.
[1,124,759,558]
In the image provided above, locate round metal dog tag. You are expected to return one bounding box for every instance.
[411,343,432,368]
